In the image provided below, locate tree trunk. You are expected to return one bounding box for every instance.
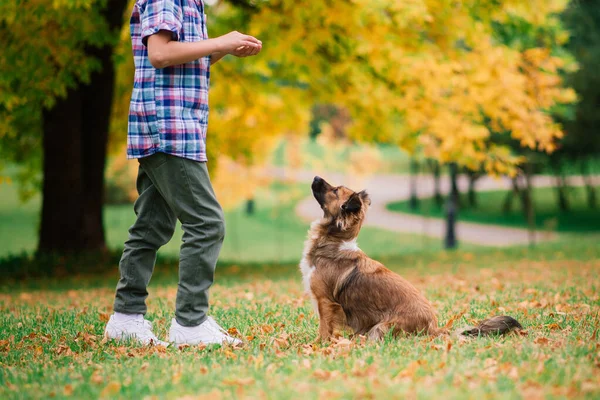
[450,163,460,206]
[467,172,479,208]
[524,164,536,247]
[38,0,127,254]
[429,160,443,207]
[581,159,597,209]
[409,158,419,210]
[39,89,85,253]
[444,163,459,249]
[551,162,569,212]
[502,178,518,214]
[518,175,531,214]
[246,198,255,215]
[555,175,569,212]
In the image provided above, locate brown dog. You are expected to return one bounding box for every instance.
[300,176,522,340]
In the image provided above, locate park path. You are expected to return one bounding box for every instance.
[268,168,599,247]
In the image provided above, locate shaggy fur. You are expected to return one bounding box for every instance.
[300,176,523,341]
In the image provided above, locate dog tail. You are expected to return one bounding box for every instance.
[459,315,522,337]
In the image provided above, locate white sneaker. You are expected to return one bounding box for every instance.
[169,317,242,346]
[104,315,168,347]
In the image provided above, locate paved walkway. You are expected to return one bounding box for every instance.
[269,168,599,247]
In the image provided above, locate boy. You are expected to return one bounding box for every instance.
[104,0,262,346]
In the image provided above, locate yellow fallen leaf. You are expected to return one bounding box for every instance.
[100,381,121,397]
[63,384,74,396]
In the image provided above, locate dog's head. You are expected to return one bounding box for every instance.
[311,176,371,233]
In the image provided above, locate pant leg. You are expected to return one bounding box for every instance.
[139,153,225,327]
[113,162,177,315]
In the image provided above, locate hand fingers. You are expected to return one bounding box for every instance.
[242,35,261,45]
[240,40,261,48]
[236,45,252,57]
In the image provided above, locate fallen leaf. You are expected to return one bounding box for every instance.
[63,384,73,396]
[534,337,550,345]
[444,311,466,329]
[228,327,240,336]
[100,381,121,397]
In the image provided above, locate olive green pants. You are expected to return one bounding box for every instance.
[113,152,225,327]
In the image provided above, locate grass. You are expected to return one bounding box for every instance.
[387,186,600,233]
[0,181,446,263]
[1,238,599,399]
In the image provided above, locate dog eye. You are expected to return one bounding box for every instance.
[332,188,338,195]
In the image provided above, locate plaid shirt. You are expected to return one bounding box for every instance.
[127,0,210,162]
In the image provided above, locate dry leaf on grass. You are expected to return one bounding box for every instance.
[534,337,550,345]
[100,381,121,397]
[63,384,74,396]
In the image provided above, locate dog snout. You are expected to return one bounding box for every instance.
[312,176,327,208]
[312,176,324,190]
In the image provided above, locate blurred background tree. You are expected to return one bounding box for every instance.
[1,0,593,258]
[1,0,127,254]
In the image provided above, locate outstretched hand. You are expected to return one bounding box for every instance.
[230,44,261,57]
[215,31,262,57]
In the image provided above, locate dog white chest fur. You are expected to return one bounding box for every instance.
[299,220,360,317]
[299,221,320,316]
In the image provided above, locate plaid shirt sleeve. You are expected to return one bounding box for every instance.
[139,0,183,46]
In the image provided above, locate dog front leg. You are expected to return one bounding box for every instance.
[317,300,346,341]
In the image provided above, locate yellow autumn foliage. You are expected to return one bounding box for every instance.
[107,0,576,207]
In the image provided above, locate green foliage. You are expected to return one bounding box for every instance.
[0,0,120,199]
[558,0,600,158]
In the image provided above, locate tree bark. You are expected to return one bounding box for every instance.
[38,0,127,254]
[39,89,85,253]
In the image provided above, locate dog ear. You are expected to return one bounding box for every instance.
[341,193,362,213]
[358,190,371,206]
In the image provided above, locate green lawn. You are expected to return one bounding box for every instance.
[387,186,600,233]
[0,181,445,263]
[1,239,599,399]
